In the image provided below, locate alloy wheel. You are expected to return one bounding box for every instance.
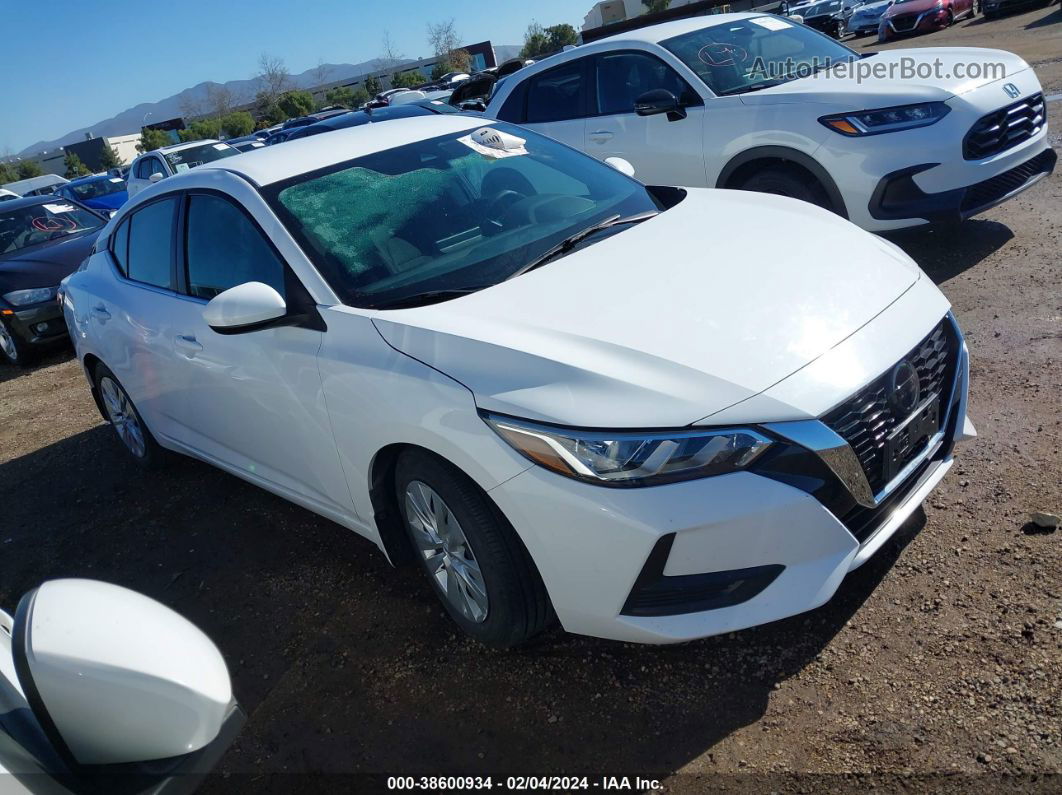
[99,376,147,459]
[0,323,18,363]
[404,480,489,623]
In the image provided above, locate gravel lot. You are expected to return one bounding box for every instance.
[1,7,1059,792]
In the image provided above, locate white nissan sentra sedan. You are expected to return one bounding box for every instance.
[62,115,974,647]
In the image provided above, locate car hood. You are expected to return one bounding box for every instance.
[851,0,893,13]
[884,0,941,12]
[0,231,99,292]
[743,48,1030,105]
[372,189,921,428]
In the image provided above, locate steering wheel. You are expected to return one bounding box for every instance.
[482,189,526,232]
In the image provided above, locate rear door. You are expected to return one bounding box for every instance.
[586,49,708,187]
[518,58,593,151]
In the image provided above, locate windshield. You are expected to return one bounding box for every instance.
[0,201,103,255]
[164,143,238,173]
[661,17,857,95]
[266,123,660,308]
[64,177,126,200]
[806,0,843,13]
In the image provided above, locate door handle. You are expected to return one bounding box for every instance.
[589,130,614,143]
[91,304,111,320]
[174,334,203,357]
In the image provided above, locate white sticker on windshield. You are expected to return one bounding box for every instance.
[42,203,76,214]
[109,177,123,183]
[213,143,229,150]
[752,16,792,30]
[174,163,190,173]
[457,127,528,159]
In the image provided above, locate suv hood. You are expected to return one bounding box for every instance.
[373,189,920,428]
[744,48,1030,106]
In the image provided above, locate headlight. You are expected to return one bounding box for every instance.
[819,102,951,136]
[483,413,773,487]
[3,287,56,306]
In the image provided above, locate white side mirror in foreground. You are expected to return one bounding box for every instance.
[203,281,287,333]
[604,157,635,178]
[11,579,232,766]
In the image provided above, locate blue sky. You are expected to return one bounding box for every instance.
[2,0,584,153]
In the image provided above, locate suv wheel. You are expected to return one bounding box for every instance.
[740,167,832,212]
[395,449,551,647]
[94,364,165,467]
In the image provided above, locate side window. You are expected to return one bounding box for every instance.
[526,61,588,123]
[184,194,285,300]
[126,198,176,288]
[133,158,148,179]
[495,80,528,124]
[595,51,698,116]
[150,157,167,177]
[111,218,130,276]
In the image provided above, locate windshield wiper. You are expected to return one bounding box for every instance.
[369,287,486,310]
[506,211,659,281]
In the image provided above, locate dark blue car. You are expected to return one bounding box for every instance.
[55,174,129,214]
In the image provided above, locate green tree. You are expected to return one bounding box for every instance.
[179,118,223,142]
[99,143,124,170]
[137,127,172,153]
[325,85,369,109]
[221,111,254,137]
[0,162,18,184]
[276,90,315,120]
[63,152,91,179]
[16,161,44,179]
[364,74,382,97]
[391,70,424,89]
[520,22,578,59]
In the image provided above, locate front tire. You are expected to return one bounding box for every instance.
[739,167,833,213]
[395,450,551,647]
[0,319,33,367]
[93,364,165,468]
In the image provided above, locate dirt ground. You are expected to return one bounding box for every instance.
[1,7,1059,793]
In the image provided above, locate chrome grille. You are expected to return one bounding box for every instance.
[890,13,920,31]
[963,93,1045,160]
[822,320,958,495]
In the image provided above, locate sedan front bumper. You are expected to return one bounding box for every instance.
[4,301,68,347]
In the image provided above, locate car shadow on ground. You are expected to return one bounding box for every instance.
[0,426,929,786]
[881,218,1014,284]
[0,348,74,384]
[1025,6,1061,28]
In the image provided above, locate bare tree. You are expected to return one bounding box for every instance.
[255,53,292,105]
[311,59,332,88]
[374,31,405,71]
[179,90,205,120]
[206,84,235,118]
[427,18,461,58]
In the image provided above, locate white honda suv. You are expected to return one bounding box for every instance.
[62,116,973,646]
[484,13,1055,232]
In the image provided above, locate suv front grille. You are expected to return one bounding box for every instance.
[822,320,959,495]
[963,93,1045,160]
[960,149,1056,214]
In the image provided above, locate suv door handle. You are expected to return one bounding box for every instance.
[91,304,111,320]
[174,334,203,357]
[589,130,614,143]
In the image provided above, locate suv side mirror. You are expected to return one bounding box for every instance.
[634,89,686,122]
[204,281,288,334]
[9,579,233,767]
[148,172,164,183]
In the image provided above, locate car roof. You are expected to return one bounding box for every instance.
[140,139,223,157]
[1,174,69,193]
[65,173,117,185]
[193,115,492,187]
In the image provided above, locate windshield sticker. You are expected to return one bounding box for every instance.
[32,216,77,232]
[698,43,749,67]
[752,16,792,30]
[174,163,190,173]
[213,143,229,150]
[109,177,123,183]
[457,127,528,159]
[41,203,76,214]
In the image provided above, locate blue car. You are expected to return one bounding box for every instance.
[55,174,129,214]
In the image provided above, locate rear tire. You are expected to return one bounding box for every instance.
[93,363,166,468]
[0,319,34,368]
[395,449,551,648]
[739,167,833,213]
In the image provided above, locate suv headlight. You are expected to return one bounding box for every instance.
[3,287,56,306]
[483,413,773,487]
[819,102,951,136]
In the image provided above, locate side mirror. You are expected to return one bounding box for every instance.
[148,172,164,183]
[634,89,686,122]
[203,281,287,334]
[604,157,636,178]
[9,579,233,766]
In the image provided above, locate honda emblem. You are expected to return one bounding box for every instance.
[1003,83,1021,99]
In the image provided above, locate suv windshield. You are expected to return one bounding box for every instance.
[661,17,857,95]
[266,123,661,309]
[65,177,126,200]
[0,201,103,255]
[164,143,238,173]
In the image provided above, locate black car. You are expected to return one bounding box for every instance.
[983,0,1053,17]
[800,0,864,36]
[282,102,462,142]
[0,196,106,365]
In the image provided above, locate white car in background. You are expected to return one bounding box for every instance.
[126,139,239,198]
[846,0,895,35]
[484,13,1056,231]
[63,116,973,647]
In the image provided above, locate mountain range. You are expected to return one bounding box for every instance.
[19,45,521,155]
